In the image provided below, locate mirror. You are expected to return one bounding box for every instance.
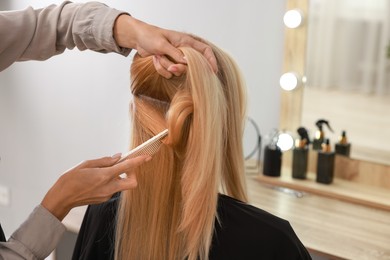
[277,0,390,200]
[297,0,390,165]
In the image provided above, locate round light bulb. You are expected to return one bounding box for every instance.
[279,72,300,91]
[283,9,303,29]
[277,133,294,152]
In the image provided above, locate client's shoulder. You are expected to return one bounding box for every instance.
[217,193,291,231]
[211,194,312,259]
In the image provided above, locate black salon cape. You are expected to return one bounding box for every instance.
[0,224,6,242]
[72,194,311,260]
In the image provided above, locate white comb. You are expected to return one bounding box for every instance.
[117,129,168,163]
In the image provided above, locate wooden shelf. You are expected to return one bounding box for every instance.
[247,176,390,260]
[254,169,390,211]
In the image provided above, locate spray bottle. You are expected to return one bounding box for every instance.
[316,138,335,184]
[312,119,333,150]
[292,127,310,179]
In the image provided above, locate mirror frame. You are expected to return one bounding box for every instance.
[280,0,390,190]
[279,0,307,132]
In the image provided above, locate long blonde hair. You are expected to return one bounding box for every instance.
[115,40,248,260]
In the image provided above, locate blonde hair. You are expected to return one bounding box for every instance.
[115,40,248,260]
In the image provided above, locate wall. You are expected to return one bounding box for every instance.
[0,0,286,236]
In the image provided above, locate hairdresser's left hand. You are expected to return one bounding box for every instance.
[114,14,217,78]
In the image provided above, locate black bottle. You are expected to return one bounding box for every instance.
[312,132,324,150]
[263,145,282,177]
[316,139,335,184]
[335,130,351,156]
[292,127,310,179]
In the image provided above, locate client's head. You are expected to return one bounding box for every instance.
[115,38,247,260]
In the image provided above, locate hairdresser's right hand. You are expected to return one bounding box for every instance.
[113,15,217,78]
[41,154,151,221]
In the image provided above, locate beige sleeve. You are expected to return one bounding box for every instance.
[0,1,131,72]
[0,205,66,260]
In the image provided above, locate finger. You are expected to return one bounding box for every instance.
[153,55,173,79]
[184,40,218,73]
[160,42,186,64]
[77,153,122,169]
[103,173,138,197]
[167,64,187,77]
[156,55,175,71]
[115,173,138,191]
[204,47,218,73]
[106,155,151,177]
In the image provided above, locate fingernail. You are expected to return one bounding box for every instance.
[112,153,122,159]
[145,156,152,162]
[152,56,157,63]
[168,65,178,72]
[119,173,127,179]
[183,56,187,61]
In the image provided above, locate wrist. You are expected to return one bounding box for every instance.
[41,177,72,221]
[113,14,138,49]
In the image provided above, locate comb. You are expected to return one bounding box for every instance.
[117,129,168,163]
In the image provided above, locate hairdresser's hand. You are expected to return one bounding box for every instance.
[41,154,150,221]
[113,14,217,78]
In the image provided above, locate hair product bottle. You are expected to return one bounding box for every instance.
[335,130,351,156]
[292,127,310,179]
[316,138,335,184]
[263,144,282,177]
[312,119,333,150]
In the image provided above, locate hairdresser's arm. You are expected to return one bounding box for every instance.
[0,205,65,260]
[0,1,128,72]
[0,1,217,75]
[0,154,148,260]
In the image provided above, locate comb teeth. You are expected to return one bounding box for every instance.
[117,129,168,163]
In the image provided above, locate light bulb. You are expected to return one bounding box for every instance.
[279,72,301,91]
[283,9,304,29]
[277,133,294,152]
